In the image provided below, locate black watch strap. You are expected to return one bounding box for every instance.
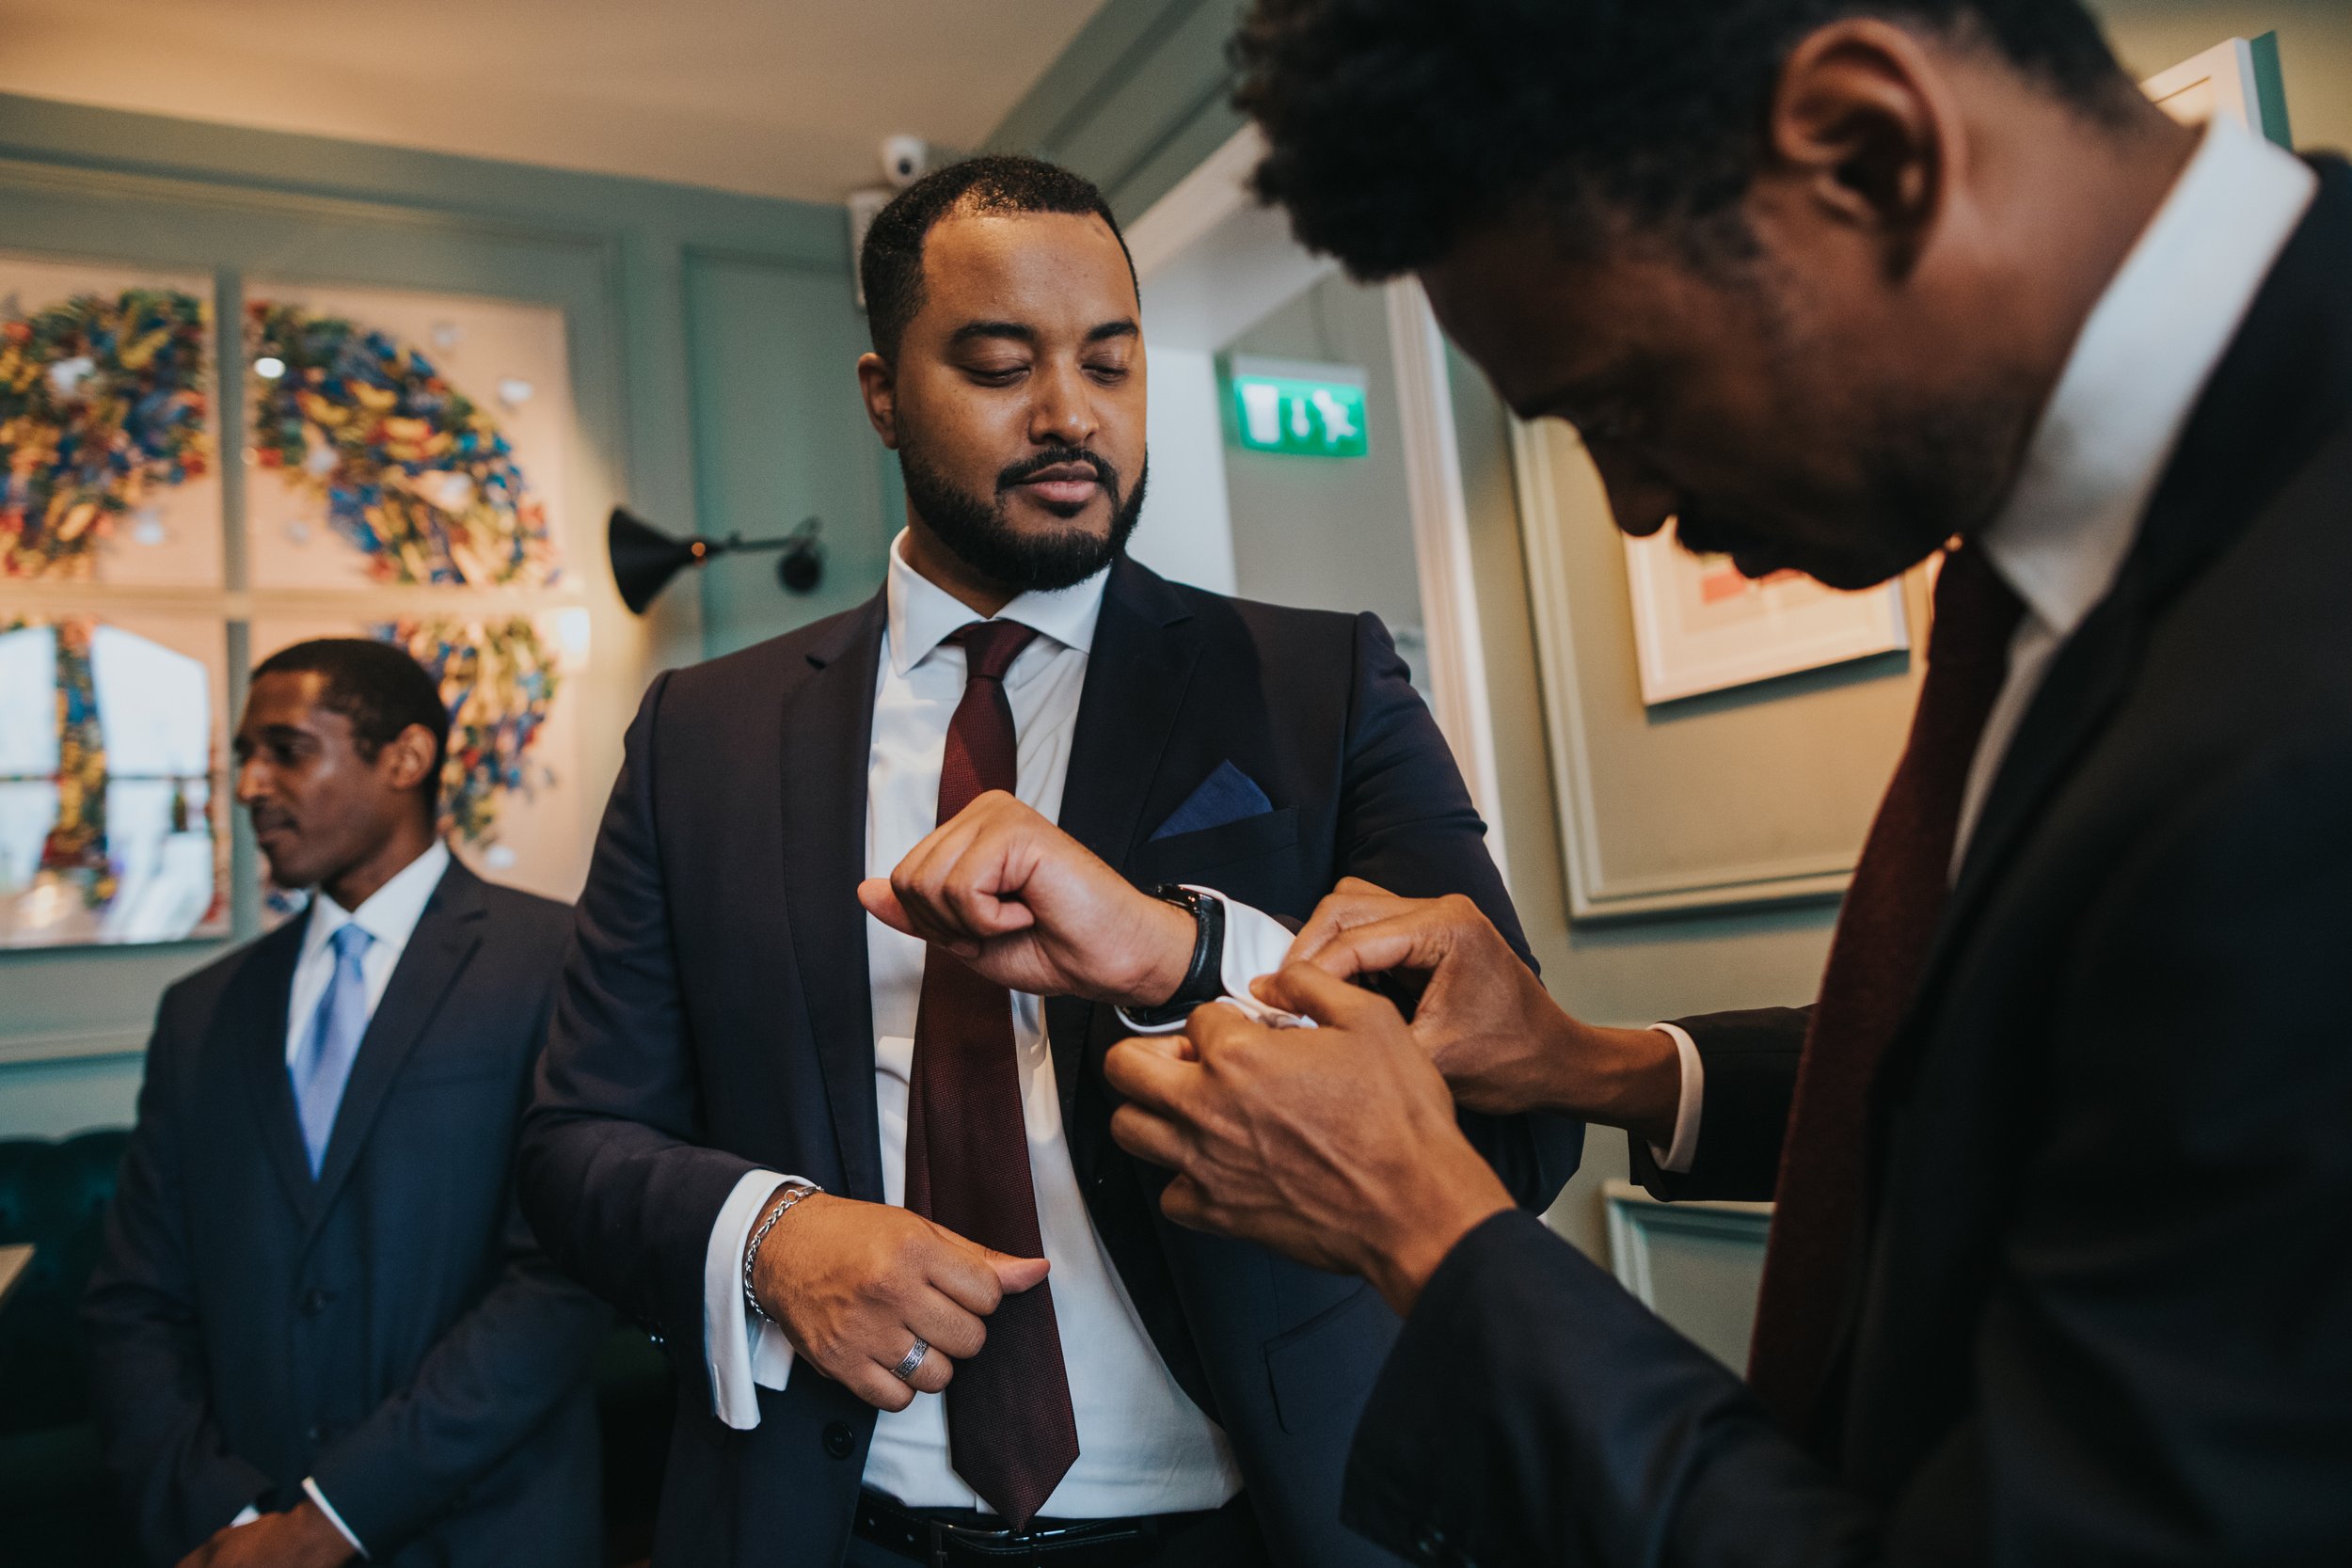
[1124,885,1225,1026]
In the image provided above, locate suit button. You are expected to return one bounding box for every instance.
[305,1422,326,1447]
[299,1288,329,1316]
[822,1421,853,1460]
[1415,1528,1447,1560]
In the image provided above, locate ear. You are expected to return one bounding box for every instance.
[380,721,441,800]
[857,352,900,450]
[1761,19,1963,277]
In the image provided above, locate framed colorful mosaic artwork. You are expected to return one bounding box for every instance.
[1,254,222,589]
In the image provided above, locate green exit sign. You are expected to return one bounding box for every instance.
[1228,357,1370,458]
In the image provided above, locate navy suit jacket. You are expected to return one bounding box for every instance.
[519,557,1583,1567]
[82,860,612,1567]
[1340,161,2352,1567]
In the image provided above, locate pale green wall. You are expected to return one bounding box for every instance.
[0,91,889,1137]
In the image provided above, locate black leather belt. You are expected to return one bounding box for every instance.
[853,1488,1232,1568]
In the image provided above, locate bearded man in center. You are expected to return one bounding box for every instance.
[518,155,1581,1568]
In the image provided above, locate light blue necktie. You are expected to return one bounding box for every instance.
[290,922,373,1178]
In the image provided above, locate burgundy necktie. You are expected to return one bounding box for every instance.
[902,619,1080,1528]
[1746,543,2026,1437]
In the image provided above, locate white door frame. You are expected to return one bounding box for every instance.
[1126,126,1510,877]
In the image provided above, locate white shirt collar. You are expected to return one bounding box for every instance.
[883,527,1109,679]
[301,838,453,961]
[1979,115,2315,639]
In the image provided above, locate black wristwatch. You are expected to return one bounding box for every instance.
[1123,884,1226,1027]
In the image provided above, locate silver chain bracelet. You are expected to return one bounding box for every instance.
[741,1180,819,1325]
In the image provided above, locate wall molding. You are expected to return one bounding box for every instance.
[1386,280,1509,882]
[1601,1178,1772,1310]
[0,151,618,256]
[0,1027,149,1068]
[1511,419,1868,920]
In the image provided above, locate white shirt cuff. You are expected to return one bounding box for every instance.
[1646,1023,1705,1176]
[1117,889,1303,1033]
[222,1478,385,1555]
[704,1169,813,1431]
[303,1477,368,1559]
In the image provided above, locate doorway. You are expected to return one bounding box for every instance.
[1121,127,1507,872]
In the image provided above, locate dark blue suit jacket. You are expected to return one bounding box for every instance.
[1339,160,2352,1568]
[82,860,612,1567]
[519,557,1582,1567]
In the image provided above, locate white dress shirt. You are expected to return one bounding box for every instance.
[234,837,453,1554]
[282,839,452,1067]
[1650,115,2317,1175]
[701,531,1296,1517]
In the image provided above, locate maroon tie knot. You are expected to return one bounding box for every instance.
[949,620,1039,683]
[1926,541,2026,673]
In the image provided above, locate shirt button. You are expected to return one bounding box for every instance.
[822,1421,853,1460]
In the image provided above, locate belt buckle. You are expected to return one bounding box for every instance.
[927,1517,950,1568]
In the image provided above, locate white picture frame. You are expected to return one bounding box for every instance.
[1621,524,1910,705]
[2140,36,2288,143]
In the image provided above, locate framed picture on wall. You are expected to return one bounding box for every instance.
[0,609,230,948]
[1621,523,1910,705]
[2140,35,2291,143]
[243,281,572,593]
[0,253,222,588]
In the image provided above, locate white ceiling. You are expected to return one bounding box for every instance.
[0,0,1109,203]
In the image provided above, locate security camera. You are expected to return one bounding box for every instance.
[881,135,930,189]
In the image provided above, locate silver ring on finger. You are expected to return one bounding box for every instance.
[889,1336,930,1383]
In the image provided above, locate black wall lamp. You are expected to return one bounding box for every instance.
[608,507,825,615]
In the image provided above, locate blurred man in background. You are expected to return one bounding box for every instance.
[84,639,609,1568]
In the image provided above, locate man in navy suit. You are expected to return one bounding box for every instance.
[518,155,1581,1567]
[83,640,610,1568]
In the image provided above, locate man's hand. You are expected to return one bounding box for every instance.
[1286,879,1683,1146]
[747,1190,1050,1412]
[859,791,1197,1006]
[1105,965,1514,1315]
[176,1500,352,1568]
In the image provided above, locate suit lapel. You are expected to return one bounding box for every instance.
[781,591,889,1202]
[233,918,318,1226]
[306,861,485,1227]
[1888,158,2352,1095]
[1049,558,1202,1121]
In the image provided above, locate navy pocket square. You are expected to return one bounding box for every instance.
[1151,761,1274,840]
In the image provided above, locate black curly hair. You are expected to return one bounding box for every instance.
[861,153,1138,360]
[253,638,449,815]
[1232,0,2132,279]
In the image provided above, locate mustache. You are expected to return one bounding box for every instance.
[997,446,1119,496]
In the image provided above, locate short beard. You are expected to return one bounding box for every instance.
[898,437,1147,594]
[1679,261,2035,592]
